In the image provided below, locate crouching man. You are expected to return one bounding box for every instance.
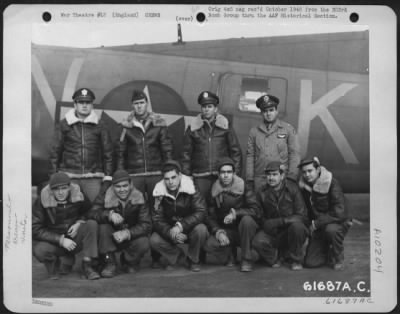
[32,172,100,280]
[204,157,259,272]
[252,161,309,270]
[150,160,208,272]
[89,170,151,278]
[298,157,350,270]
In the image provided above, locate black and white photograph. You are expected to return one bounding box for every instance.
[3,4,397,312]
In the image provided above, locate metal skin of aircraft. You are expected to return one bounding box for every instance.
[31,30,369,193]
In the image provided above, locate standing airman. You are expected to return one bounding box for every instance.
[246,94,300,192]
[49,87,113,202]
[181,91,242,199]
[116,90,173,268]
[116,90,173,204]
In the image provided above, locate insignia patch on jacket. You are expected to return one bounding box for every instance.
[277,134,287,139]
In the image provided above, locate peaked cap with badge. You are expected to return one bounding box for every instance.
[198,91,219,106]
[72,88,95,102]
[256,94,279,111]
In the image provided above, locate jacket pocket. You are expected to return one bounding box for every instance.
[277,136,288,159]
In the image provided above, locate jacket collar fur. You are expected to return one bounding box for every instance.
[189,113,229,132]
[211,174,244,198]
[65,109,99,125]
[298,166,332,194]
[41,183,84,208]
[104,185,145,208]
[121,112,166,133]
[153,174,195,199]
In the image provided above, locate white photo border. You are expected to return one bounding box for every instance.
[3,4,397,312]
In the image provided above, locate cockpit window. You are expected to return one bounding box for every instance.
[238,77,287,113]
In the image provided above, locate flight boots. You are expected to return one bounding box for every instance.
[187,257,201,272]
[44,258,60,280]
[100,253,117,278]
[82,260,100,280]
[59,255,75,275]
[151,250,162,269]
[225,251,237,267]
[240,260,253,272]
[199,249,207,264]
[120,253,139,274]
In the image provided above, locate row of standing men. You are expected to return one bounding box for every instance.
[32,87,350,279]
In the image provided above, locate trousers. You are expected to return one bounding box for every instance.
[98,224,150,265]
[150,224,209,264]
[252,222,308,265]
[33,220,98,263]
[305,222,350,267]
[129,174,162,262]
[129,174,162,208]
[193,175,218,200]
[71,178,102,203]
[204,216,258,263]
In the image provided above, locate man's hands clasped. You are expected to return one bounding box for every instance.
[169,223,188,244]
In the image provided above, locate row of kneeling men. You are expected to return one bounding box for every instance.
[33,157,352,280]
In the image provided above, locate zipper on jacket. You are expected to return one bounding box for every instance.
[167,192,178,213]
[81,123,85,173]
[120,202,125,218]
[142,135,147,172]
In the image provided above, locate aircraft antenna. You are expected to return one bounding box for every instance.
[174,24,185,45]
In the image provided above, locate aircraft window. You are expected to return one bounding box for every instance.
[239,77,287,113]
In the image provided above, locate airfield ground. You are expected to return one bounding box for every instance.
[32,221,370,298]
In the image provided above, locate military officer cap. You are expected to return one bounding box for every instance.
[298,156,321,169]
[72,88,95,102]
[256,94,279,111]
[265,161,284,173]
[198,91,219,106]
[131,90,148,102]
[217,157,235,172]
